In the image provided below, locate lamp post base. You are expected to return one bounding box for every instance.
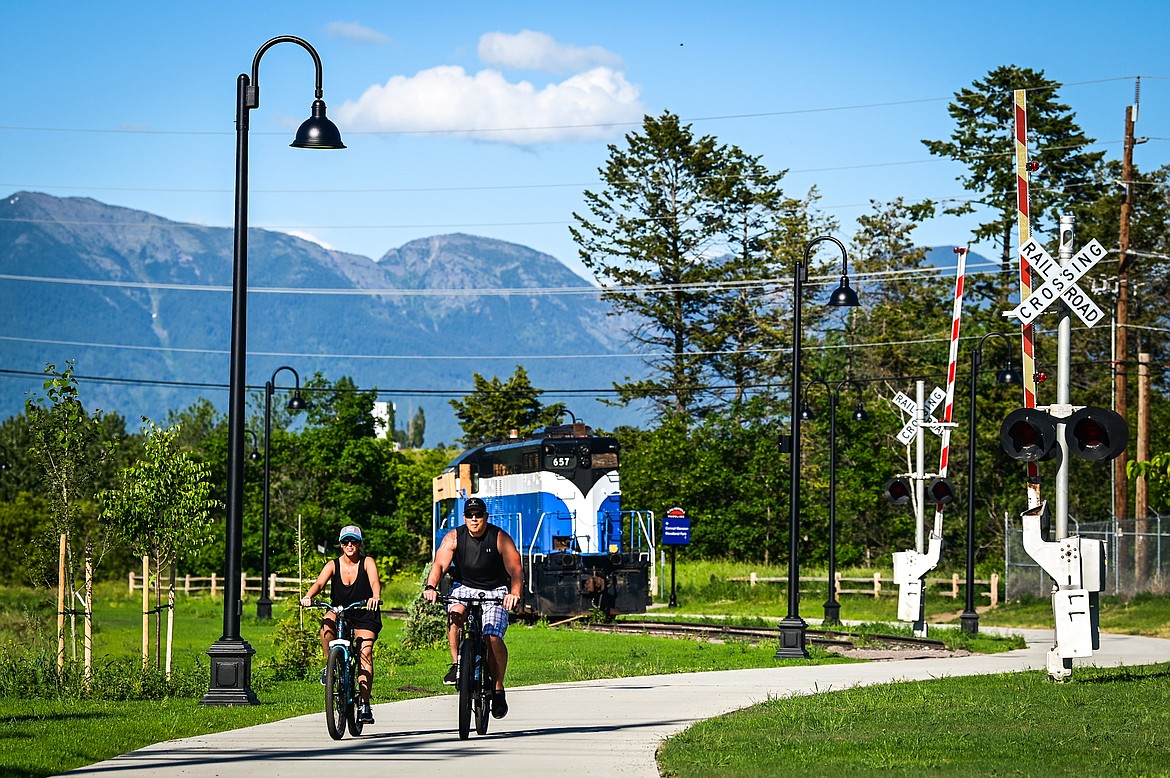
[774,615,810,659]
[256,596,273,621]
[200,638,259,706]
[959,609,980,636]
[822,599,841,626]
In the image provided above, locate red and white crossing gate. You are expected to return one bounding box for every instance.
[1003,237,1107,326]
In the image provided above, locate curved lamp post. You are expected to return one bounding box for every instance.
[961,332,1020,635]
[202,36,344,707]
[801,378,867,625]
[258,366,308,620]
[244,430,262,462]
[776,236,860,659]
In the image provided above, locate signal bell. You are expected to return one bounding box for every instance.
[883,477,913,506]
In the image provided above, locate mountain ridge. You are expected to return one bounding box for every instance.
[1,191,637,445]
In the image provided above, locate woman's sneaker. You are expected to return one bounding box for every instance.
[359,702,375,724]
[443,663,458,686]
[319,668,327,686]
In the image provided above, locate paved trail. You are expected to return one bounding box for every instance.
[64,629,1170,777]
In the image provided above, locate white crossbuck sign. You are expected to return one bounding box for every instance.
[894,387,946,445]
[1003,238,1107,326]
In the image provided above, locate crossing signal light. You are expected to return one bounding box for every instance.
[927,477,957,506]
[1000,408,1058,462]
[1000,407,1129,463]
[883,477,913,506]
[1064,406,1128,462]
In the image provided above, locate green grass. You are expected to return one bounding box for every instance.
[0,582,842,777]
[657,663,1170,777]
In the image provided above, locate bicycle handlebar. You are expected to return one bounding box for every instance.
[303,599,381,613]
[434,593,507,605]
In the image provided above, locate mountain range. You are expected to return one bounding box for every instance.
[0,191,640,446]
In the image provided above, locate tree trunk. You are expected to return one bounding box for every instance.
[57,533,66,676]
[141,554,149,671]
[84,540,93,689]
[154,560,162,668]
[165,566,176,680]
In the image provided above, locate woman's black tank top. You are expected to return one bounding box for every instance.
[330,555,374,605]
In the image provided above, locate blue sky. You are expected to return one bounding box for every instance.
[5,1,1169,283]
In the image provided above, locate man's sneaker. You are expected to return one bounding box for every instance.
[443,663,458,686]
[491,689,508,719]
[319,668,327,686]
[358,702,375,724]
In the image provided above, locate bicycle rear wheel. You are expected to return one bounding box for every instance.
[325,646,348,740]
[457,638,475,740]
[346,652,364,737]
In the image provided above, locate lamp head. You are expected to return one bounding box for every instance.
[827,276,860,307]
[996,363,1022,385]
[800,403,816,421]
[291,99,346,149]
[852,403,869,422]
[287,391,309,412]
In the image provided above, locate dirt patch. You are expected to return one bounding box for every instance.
[824,644,970,661]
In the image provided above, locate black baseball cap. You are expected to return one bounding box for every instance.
[464,497,487,516]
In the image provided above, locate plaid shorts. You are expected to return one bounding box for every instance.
[449,583,510,638]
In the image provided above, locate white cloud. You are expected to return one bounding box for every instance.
[325,21,390,45]
[478,30,622,73]
[336,64,643,145]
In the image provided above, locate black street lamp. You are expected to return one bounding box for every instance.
[801,378,867,625]
[961,332,1020,636]
[258,366,308,620]
[202,36,344,707]
[244,430,262,462]
[776,236,860,659]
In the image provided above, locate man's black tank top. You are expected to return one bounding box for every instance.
[451,524,510,589]
[330,555,375,605]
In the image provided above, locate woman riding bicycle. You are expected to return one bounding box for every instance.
[423,497,522,718]
[300,524,383,725]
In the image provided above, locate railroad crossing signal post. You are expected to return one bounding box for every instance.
[1001,224,1118,679]
[889,381,955,636]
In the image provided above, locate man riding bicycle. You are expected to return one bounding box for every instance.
[423,497,522,718]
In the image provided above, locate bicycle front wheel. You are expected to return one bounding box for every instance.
[457,638,475,740]
[475,653,491,736]
[325,646,348,740]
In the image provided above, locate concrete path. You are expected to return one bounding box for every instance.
[64,628,1170,777]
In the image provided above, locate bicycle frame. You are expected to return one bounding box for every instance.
[310,600,368,740]
[439,593,504,740]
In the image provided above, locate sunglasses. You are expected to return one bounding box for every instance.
[341,539,359,546]
[464,511,486,519]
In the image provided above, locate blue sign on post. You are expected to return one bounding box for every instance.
[662,507,690,546]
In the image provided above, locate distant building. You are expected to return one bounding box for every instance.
[371,401,398,447]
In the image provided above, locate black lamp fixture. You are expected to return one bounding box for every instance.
[244,430,262,462]
[258,365,308,621]
[961,332,1020,636]
[776,236,861,659]
[202,36,344,708]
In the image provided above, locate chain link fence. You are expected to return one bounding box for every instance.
[1005,512,1169,600]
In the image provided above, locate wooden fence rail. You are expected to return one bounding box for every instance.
[128,572,307,600]
[727,572,1000,607]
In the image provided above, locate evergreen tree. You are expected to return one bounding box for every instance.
[448,365,566,447]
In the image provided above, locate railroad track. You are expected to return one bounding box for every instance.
[578,619,949,651]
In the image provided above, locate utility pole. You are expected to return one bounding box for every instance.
[1113,85,1138,562]
[1136,352,1150,589]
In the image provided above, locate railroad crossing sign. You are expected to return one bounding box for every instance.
[894,387,946,445]
[1003,237,1107,326]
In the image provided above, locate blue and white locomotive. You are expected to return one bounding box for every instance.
[431,420,656,619]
